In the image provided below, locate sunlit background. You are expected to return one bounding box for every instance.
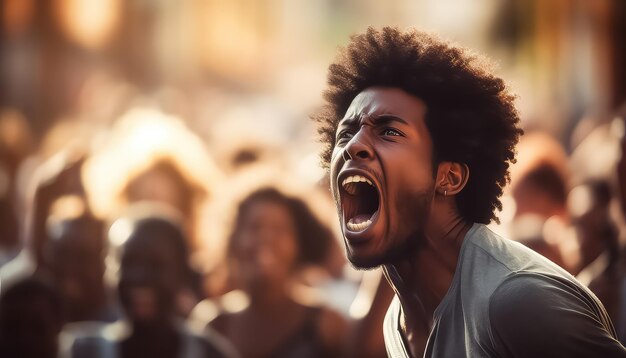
[3,0,624,139]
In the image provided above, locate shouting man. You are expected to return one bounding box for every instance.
[315,27,626,357]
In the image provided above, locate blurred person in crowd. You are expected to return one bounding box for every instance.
[121,158,207,253]
[207,155,348,300]
[0,175,20,265]
[314,27,625,357]
[568,115,626,343]
[61,208,234,358]
[0,109,34,265]
[510,133,569,220]
[572,181,620,283]
[0,275,64,358]
[14,116,107,272]
[618,107,626,222]
[109,158,211,302]
[1,148,90,289]
[0,109,35,198]
[42,207,117,322]
[570,181,621,322]
[28,151,90,267]
[510,163,568,268]
[345,269,394,358]
[82,108,223,294]
[612,109,626,343]
[508,132,570,270]
[209,187,347,357]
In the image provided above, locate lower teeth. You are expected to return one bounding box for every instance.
[347,218,372,231]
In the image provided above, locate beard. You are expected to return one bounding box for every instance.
[346,238,415,270]
[346,188,432,270]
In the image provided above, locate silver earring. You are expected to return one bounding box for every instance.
[444,190,447,196]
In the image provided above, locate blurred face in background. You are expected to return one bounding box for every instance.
[118,232,185,325]
[124,162,197,218]
[232,199,299,294]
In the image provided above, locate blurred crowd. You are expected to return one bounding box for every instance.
[1,0,626,357]
[2,89,626,358]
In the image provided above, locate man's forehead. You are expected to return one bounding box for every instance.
[341,87,427,122]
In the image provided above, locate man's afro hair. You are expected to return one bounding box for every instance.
[314,27,522,224]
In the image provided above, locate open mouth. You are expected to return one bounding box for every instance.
[340,174,380,232]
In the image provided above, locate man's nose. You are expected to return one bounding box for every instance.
[342,129,373,161]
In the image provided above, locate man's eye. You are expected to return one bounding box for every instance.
[337,130,354,142]
[382,128,402,136]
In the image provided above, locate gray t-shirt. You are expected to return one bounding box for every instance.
[383,224,626,357]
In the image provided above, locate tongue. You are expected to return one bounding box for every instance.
[349,214,372,225]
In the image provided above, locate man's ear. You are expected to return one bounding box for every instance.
[436,162,469,196]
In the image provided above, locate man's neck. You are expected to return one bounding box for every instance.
[383,217,472,333]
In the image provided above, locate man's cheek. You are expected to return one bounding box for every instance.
[396,186,433,220]
[329,149,337,166]
[329,155,342,194]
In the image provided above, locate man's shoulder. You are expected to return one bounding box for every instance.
[489,272,599,319]
[488,272,625,357]
[463,224,569,277]
[454,224,573,312]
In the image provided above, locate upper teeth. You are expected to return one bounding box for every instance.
[342,175,373,192]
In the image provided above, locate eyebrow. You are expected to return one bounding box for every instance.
[372,114,409,126]
[337,114,409,130]
[339,114,408,124]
